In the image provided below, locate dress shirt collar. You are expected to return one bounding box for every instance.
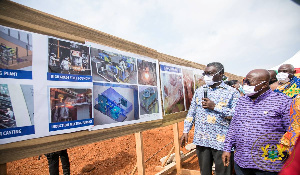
[204,81,227,90]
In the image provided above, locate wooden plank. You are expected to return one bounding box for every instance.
[179,169,200,175]
[155,162,176,175]
[173,123,182,171]
[155,150,197,175]
[182,149,196,162]
[162,146,175,167]
[0,163,7,175]
[135,132,145,175]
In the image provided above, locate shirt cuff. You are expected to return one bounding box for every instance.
[223,145,232,152]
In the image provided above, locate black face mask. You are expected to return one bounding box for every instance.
[269,78,277,85]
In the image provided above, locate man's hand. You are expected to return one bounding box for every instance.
[222,151,231,167]
[180,133,188,148]
[202,98,215,110]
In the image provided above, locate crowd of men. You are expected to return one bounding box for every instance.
[181,62,300,175]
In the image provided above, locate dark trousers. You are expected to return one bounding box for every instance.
[196,145,233,175]
[234,162,278,175]
[45,149,70,175]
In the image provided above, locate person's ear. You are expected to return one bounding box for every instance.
[262,82,269,89]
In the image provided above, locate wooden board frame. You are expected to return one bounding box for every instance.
[0,0,243,165]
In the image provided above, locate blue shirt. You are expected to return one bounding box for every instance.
[183,81,240,151]
[223,89,292,171]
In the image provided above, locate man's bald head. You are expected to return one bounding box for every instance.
[278,64,295,79]
[246,69,271,83]
[278,64,295,74]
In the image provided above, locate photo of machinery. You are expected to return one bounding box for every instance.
[94,87,132,122]
[90,47,137,83]
[0,84,16,129]
[137,59,157,86]
[0,26,32,70]
[182,69,195,110]
[161,73,185,115]
[0,84,34,129]
[48,38,91,75]
[49,88,92,123]
[93,83,139,125]
[139,86,159,115]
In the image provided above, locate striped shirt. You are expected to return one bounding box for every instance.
[223,89,292,171]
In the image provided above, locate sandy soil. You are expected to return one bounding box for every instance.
[7,121,199,175]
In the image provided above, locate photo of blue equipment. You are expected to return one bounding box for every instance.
[94,87,133,122]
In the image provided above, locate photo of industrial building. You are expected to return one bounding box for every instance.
[49,88,92,123]
[93,83,139,125]
[0,26,32,70]
[90,47,137,83]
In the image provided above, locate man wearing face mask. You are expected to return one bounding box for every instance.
[222,69,292,175]
[274,64,300,154]
[274,64,300,98]
[180,62,240,175]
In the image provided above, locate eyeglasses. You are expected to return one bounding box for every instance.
[202,68,223,77]
[243,79,266,86]
[243,79,251,85]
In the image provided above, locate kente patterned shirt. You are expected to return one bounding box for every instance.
[280,94,300,154]
[223,89,292,171]
[183,81,240,151]
[274,76,300,98]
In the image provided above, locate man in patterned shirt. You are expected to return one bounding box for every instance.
[274,64,300,98]
[222,69,292,174]
[275,64,300,154]
[180,62,240,175]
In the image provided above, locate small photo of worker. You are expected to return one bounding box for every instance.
[49,88,92,123]
[0,84,34,130]
[48,38,91,76]
[137,59,157,86]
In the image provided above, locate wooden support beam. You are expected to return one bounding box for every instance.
[173,123,182,171]
[0,163,7,175]
[135,132,145,175]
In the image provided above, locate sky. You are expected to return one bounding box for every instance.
[13,0,300,77]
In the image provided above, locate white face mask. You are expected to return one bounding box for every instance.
[243,81,266,97]
[276,72,290,83]
[203,68,223,86]
[204,75,215,86]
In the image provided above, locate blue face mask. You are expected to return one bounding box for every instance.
[238,86,245,94]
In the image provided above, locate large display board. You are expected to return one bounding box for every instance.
[0,25,162,144]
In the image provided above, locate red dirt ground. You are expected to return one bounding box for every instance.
[7,121,199,175]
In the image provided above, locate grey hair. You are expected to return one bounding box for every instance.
[207,62,224,74]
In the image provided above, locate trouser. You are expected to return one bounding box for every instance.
[196,145,233,175]
[45,149,70,175]
[234,162,278,175]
